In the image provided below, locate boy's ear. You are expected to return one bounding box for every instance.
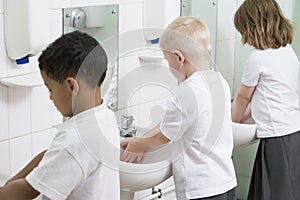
[66,77,79,96]
[172,50,185,64]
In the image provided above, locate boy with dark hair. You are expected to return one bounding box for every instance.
[0,31,120,200]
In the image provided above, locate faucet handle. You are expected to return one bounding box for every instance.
[121,114,134,130]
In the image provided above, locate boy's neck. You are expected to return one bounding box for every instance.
[72,86,103,115]
[185,60,211,79]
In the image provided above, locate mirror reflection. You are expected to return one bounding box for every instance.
[181,0,217,67]
[62,2,219,113]
[63,5,119,110]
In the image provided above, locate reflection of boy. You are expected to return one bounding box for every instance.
[0,31,120,200]
[121,16,236,200]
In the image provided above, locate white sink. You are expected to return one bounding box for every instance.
[232,122,257,147]
[119,122,257,196]
[0,174,9,186]
[120,142,172,192]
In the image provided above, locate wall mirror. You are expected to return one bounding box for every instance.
[180,0,217,67]
[63,4,119,110]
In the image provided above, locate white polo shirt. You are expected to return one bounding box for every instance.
[160,71,237,199]
[242,45,300,138]
[26,104,120,200]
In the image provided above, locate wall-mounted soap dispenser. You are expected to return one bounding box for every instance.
[69,8,86,28]
[64,6,105,28]
[3,0,51,64]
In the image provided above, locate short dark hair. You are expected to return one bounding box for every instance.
[234,0,293,50]
[38,31,107,87]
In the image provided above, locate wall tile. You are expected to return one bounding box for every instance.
[227,79,234,98]
[0,84,8,141]
[233,141,259,177]
[8,87,31,138]
[118,55,141,109]
[217,0,236,41]
[50,9,63,42]
[70,0,93,8]
[236,174,251,200]
[0,0,3,13]
[118,56,177,109]
[0,14,7,78]
[125,100,166,132]
[233,36,252,94]
[32,129,53,157]
[31,86,53,132]
[216,39,235,81]
[10,135,31,176]
[49,0,71,9]
[118,55,140,80]
[0,141,10,180]
[28,55,39,73]
[119,3,143,33]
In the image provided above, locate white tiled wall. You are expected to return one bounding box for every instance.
[0,84,8,141]
[0,141,10,177]
[0,0,241,199]
[216,39,236,89]
[31,129,54,157]
[0,0,61,181]
[8,87,31,138]
[9,135,32,175]
[31,86,53,133]
[233,141,260,199]
[216,0,236,41]
[0,0,3,13]
[0,14,7,78]
[216,0,237,94]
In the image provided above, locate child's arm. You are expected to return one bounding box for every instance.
[5,150,47,185]
[240,103,252,123]
[232,84,255,123]
[0,178,40,200]
[120,125,170,163]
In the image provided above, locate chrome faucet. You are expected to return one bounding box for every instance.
[120,114,137,137]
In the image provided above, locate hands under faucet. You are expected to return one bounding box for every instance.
[120,124,171,163]
[120,138,148,163]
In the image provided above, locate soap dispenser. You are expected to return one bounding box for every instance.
[70,8,86,28]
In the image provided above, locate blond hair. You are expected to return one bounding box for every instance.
[160,16,211,61]
[234,0,294,50]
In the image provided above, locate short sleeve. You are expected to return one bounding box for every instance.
[242,51,262,87]
[26,148,83,200]
[160,94,192,142]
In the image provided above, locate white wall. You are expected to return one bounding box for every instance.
[0,0,238,199]
[216,0,237,97]
[0,0,64,180]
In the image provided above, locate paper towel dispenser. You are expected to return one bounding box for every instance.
[3,0,51,63]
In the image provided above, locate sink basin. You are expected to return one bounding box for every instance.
[119,142,172,192]
[232,122,257,147]
[119,122,257,195]
[0,174,9,186]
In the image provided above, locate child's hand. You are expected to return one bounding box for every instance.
[120,138,147,163]
[240,103,252,123]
